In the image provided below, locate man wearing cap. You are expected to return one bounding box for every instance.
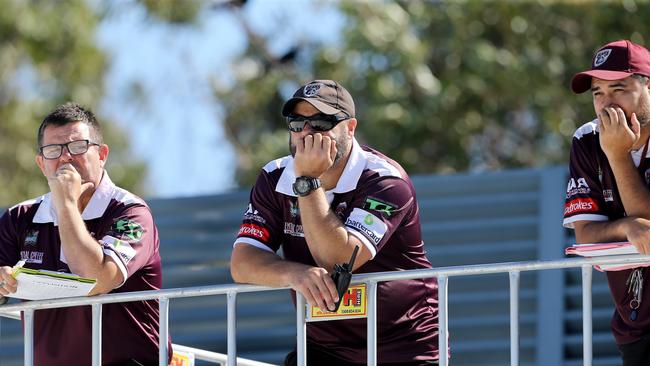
[564,40,650,365]
[231,80,440,365]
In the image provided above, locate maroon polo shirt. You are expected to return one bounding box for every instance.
[234,139,439,363]
[564,120,650,345]
[0,173,170,366]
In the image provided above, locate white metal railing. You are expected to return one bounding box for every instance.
[1,254,649,366]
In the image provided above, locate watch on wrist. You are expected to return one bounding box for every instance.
[293,176,321,197]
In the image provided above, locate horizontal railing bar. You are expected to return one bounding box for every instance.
[0,254,647,315]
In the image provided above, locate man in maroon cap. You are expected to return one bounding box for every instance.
[564,40,650,365]
[231,80,440,365]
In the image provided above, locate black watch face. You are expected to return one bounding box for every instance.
[296,179,310,193]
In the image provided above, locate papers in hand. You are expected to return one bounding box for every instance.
[7,265,96,301]
[565,241,649,271]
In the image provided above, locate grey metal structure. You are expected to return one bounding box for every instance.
[0,166,624,365]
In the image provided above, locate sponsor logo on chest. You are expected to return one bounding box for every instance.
[24,230,39,246]
[20,251,44,264]
[284,222,305,237]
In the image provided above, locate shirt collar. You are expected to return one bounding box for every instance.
[33,171,115,225]
[276,138,366,197]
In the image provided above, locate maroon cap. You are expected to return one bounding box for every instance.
[571,40,650,93]
[282,80,355,118]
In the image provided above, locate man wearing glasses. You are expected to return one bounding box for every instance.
[0,103,171,366]
[231,80,440,365]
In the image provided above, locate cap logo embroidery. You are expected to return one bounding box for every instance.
[303,83,322,97]
[594,49,612,67]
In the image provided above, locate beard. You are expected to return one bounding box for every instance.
[290,133,350,166]
[635,95,650,127]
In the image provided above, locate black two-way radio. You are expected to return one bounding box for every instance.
[330,245,359,312]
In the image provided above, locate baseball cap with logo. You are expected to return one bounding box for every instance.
[281,80,355,118]
[571,40,650,94]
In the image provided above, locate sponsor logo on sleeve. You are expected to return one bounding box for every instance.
[566,177,591,198]
[101,236,137,265]
[111,219,145,242]
[362,197,397,217]
[345,208,387,245]
[564,198,599,216]
[238,223,270,241]
[243,203,266,224]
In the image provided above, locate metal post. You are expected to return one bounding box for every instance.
[582,265,593,366]
[92,303,102,366]
[227,291,237,366]
[24,309,34,366]
[509,271,520,366]
[159,298,170,366]
[438,275,448,366]
[296,294,306,366]
[367,281,378,366]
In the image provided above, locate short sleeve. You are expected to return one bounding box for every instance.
[0,209,21,267]
[99,204,157,286]
[563,134,609,228]
[343,176,416,258]
[234,170,284,253]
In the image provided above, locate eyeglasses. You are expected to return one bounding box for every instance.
[39,139,100,160]
[286,114,348,132]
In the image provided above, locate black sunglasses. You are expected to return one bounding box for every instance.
[286,114,348,132]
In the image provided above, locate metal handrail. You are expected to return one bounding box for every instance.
[1,254,649,366]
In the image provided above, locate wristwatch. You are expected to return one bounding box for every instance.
[293,176,321,197]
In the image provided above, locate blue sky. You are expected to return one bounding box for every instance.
[96,0,343,198]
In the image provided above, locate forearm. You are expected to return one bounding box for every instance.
[574,218,634,244]
[56,204,119,293]
[298,189,354,270]
[608,155,650,218]
[230,244,311,287]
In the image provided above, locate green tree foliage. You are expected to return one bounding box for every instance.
[212,0,650,186]
[0,0,145,207]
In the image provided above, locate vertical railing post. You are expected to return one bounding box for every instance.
[24,309,34,366]
[159,297,170,366]
[536,166,566,365]
[367,281,378,366]
[509,271,520,366]
[92,303,102,366]
[438,275,448,366]
[296,293,306,366]
[227,291,237,366]
[582,265,593,366]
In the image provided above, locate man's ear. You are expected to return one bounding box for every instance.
[346,118,357,136]
[98,144,109,169]
[35,154,46,175]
